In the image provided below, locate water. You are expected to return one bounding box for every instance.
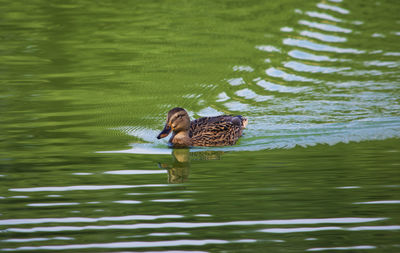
[1,0,400,252]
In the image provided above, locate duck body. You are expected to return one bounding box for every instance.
[157,107,247,148]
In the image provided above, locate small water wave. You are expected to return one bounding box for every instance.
[298,20,352,33]
[316,3,349,14]
[104,170,166,175]
[300,30,347,43]
[1,239,254,251]
[105,116,400,154]
[307,245,376,252]
[9,184,170,192]
[3,217,386,233]
[0,215,182,226]
[260,225,400,233]
[354,200,400,204]
[100,0,400,156]
[1,1,399,253]
[283,38,365,54]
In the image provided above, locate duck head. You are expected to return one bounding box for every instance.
[157,107,191,140]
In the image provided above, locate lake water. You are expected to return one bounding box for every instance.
[1,0,400,252]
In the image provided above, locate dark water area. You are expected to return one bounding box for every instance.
[1,0,400,252]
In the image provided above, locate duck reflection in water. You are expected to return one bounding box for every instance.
[158,149,224,184]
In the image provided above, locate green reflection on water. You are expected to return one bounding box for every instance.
[1,0,400,251]
[1,140,400,252]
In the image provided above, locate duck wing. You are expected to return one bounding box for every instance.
[189,115,245,146]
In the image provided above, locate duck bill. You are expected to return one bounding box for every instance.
[157,124,172,139]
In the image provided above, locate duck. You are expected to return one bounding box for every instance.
[157,107,248,147]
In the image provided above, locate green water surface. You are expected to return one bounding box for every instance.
[1,0,400,252]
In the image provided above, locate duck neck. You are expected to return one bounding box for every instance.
[170,130,192,147]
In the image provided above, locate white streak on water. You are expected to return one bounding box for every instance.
[348,225,400,231]
[148,232,190,237]
[364,60,399,68]
[235,88,273,102]
[216,92,230,102]
[288,49,339,62]
[300,30,347,42]
[336,186,361,189]
[113,200,142,204]
[150,199,191,203]
[255,79,309,93]
[224,101,251,111]
[2,237,74,243]
[307,245,376,251]
[280,27,294,32]
[299,20,351,33]
[98,145,171,154]
[305,11,342,22]
[261,226,342,233]
[284,61,350,73]
[260,225,400,233]
[233,65,254,72]
[317,3,349,14]
[9,184,169,192]
[3,217,386,233]
[283,38,365,54]
[354,200,400,204]
[256,45,281,52]
[27,203,79,207]
[266,67,316,82]
[104,170,165,175]
[0,214,183,225]
[197,107,224,117]
[227,77,245,86]
[1,239,241,251]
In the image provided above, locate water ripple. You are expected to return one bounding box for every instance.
[317,3,349,15]
[104,170,166,175]
[150,199,191,203]
[354,200,400,204]
[233,65,254,72]
[283,38,365,54]
[27,203,79,207]
[235,88,273,102]
[113,200,142,204]
[9,184,170,192]
[305,11,342,22]
[255,78,310,93]
[260,225,400,233]
[288,49,340,62]
[227,77,245,86]
[266,67,316,82]
[223,101,251,112]
[299,20,352,33]
[284,61,350,73]
[256,45,281,52]
[2,239,252,251]
[2,237,74,243]
[300,30,347,42]
[307,245,376,252]
[0,214,183,225]
[3,217,386,233]
[364,60,399,68]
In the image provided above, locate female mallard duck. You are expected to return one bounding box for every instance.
[157,107,248,147]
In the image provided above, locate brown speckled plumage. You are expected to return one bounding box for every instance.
[157,108,247,147]
[189,116,245,146]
